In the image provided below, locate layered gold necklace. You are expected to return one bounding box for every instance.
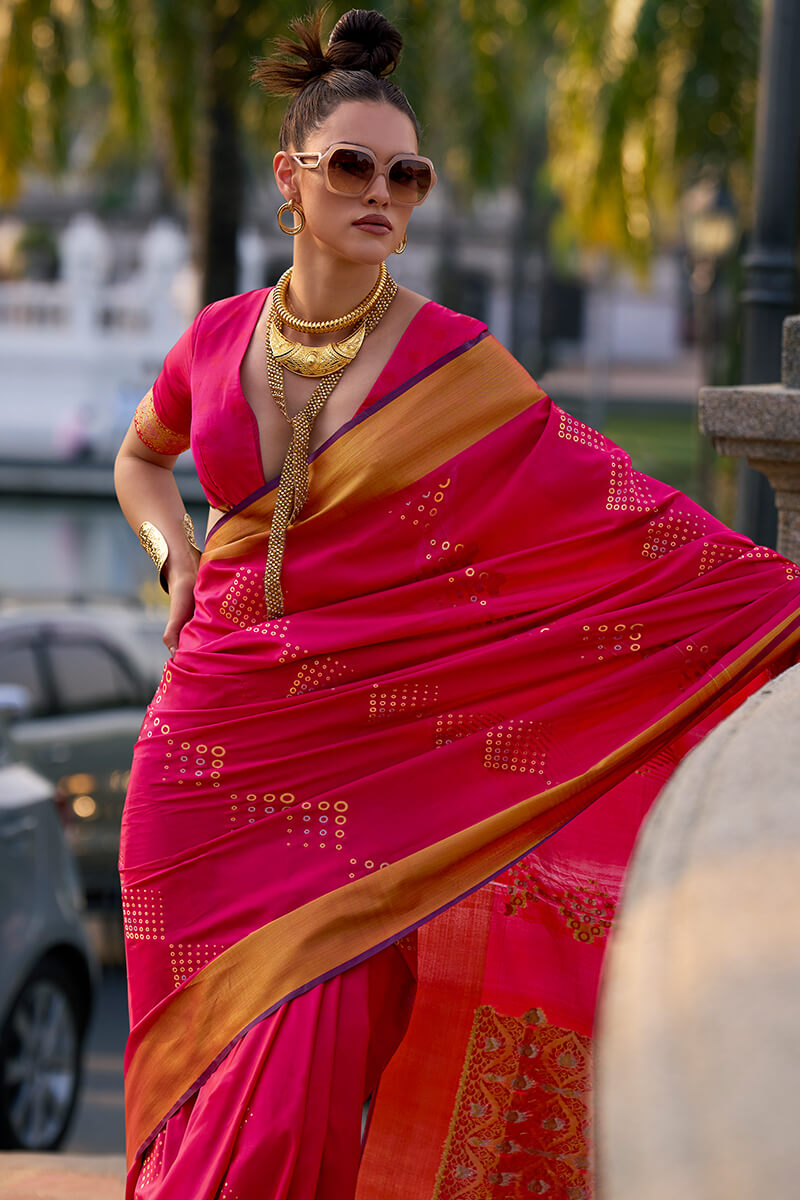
[269,263,392,378]
[263,265,398,617]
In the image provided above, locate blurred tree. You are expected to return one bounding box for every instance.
[1,0,756,302]
[0,0,293,303]
[546,0,760,273]
[382,0,561,365]
[1,0,562,308]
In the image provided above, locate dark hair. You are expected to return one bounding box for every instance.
[252,8,420,150]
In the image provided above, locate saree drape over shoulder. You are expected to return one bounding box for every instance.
[121,291,800,1200]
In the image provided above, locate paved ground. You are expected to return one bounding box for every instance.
[0,1153,126,1199]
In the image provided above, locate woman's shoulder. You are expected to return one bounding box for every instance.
[194,286,270,330]
[395,285,488,342]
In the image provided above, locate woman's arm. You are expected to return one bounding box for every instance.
[114,424,201,654]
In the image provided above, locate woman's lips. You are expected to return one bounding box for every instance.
[353,218,393,234]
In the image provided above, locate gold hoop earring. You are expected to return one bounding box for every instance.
[393,232,407,254]
[277,201,305,236]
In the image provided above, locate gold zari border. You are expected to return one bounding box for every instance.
[133,387,190,457]
[201,336,541,564]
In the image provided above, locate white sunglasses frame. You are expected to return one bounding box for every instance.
[290,142,438,206]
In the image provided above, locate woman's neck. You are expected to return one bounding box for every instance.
[286,242,383,326]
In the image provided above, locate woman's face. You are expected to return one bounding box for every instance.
[275,99,421,264]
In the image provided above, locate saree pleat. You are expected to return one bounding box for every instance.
[131,944,415,1200]
[122,305,800,1198]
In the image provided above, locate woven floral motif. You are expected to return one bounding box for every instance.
[433,1005,592,1199]
[389,474,508,613]
[138,1130,165,1188]
[607,452,655,514]
[122,885,166,943]
[133,387,190,456]
[391,475,453,538]
[368,680,440,723]
[434,711,506,750]
[696,540,745,576]
[642,509,711,560]
[501,860,615,944]
[556,411,613,455]
[442,561,508,610]
[220,566,264,628]
[169,941,227,989]
[288,654,354,696]
[742,545,800,581]
[579,619,644,663]
[483,720,549,778]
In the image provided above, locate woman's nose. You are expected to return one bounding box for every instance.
[364,169,391,205]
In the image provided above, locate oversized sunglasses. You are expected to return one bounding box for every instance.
[290,143,437,206]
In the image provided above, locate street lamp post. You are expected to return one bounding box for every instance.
[683,182,738,386]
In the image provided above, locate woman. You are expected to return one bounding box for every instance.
[115,10,800,1199]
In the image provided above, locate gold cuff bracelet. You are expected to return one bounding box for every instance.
[138,521,169,593]
[138,515,202,594]
[183,512,200,552]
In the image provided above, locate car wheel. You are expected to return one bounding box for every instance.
[0,957,87,1150]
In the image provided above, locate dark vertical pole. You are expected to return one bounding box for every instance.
[737,0,800,543]
[194,8,243,307]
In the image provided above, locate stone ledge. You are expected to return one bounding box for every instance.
[782,314,800,388]
[596,664,800,1200]
[0,1153,126,1199]
[699,382,800,444]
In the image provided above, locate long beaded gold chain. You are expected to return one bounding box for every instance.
[263,271,398,618]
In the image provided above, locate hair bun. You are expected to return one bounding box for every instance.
[327,9,402,77]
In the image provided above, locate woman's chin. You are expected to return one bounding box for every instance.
[319,240,394,269]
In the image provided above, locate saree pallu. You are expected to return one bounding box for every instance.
[121,321,800,1200]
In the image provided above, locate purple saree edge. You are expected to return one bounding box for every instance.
[203,327,492,542]
[131,602,800,1166]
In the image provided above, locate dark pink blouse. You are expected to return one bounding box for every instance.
[135,287,487,512]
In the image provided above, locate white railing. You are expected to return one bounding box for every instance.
[0,216,207,459]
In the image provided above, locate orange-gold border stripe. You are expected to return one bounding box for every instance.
[201,336,542,563]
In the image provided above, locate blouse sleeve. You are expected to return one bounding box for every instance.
[132,319,196,455]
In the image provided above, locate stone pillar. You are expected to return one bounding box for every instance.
[140,218,188,335]
[699,314,800,564]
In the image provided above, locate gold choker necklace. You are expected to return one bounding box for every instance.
[269,264,393,378]
[272,264,388,333]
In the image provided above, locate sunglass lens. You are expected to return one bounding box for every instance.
[327,148,375,194]
[388,159,432,204]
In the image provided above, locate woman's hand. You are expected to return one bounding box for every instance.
[114,423,203,658]
[162,558,201,656]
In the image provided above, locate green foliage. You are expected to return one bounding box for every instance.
[378,0,558,200]
[0,0,287,200]
[548,0,760,272]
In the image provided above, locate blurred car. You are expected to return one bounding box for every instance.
[0,686,97,1150]
[0,605,168,904]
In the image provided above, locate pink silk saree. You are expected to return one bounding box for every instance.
[121,291,800,1200]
